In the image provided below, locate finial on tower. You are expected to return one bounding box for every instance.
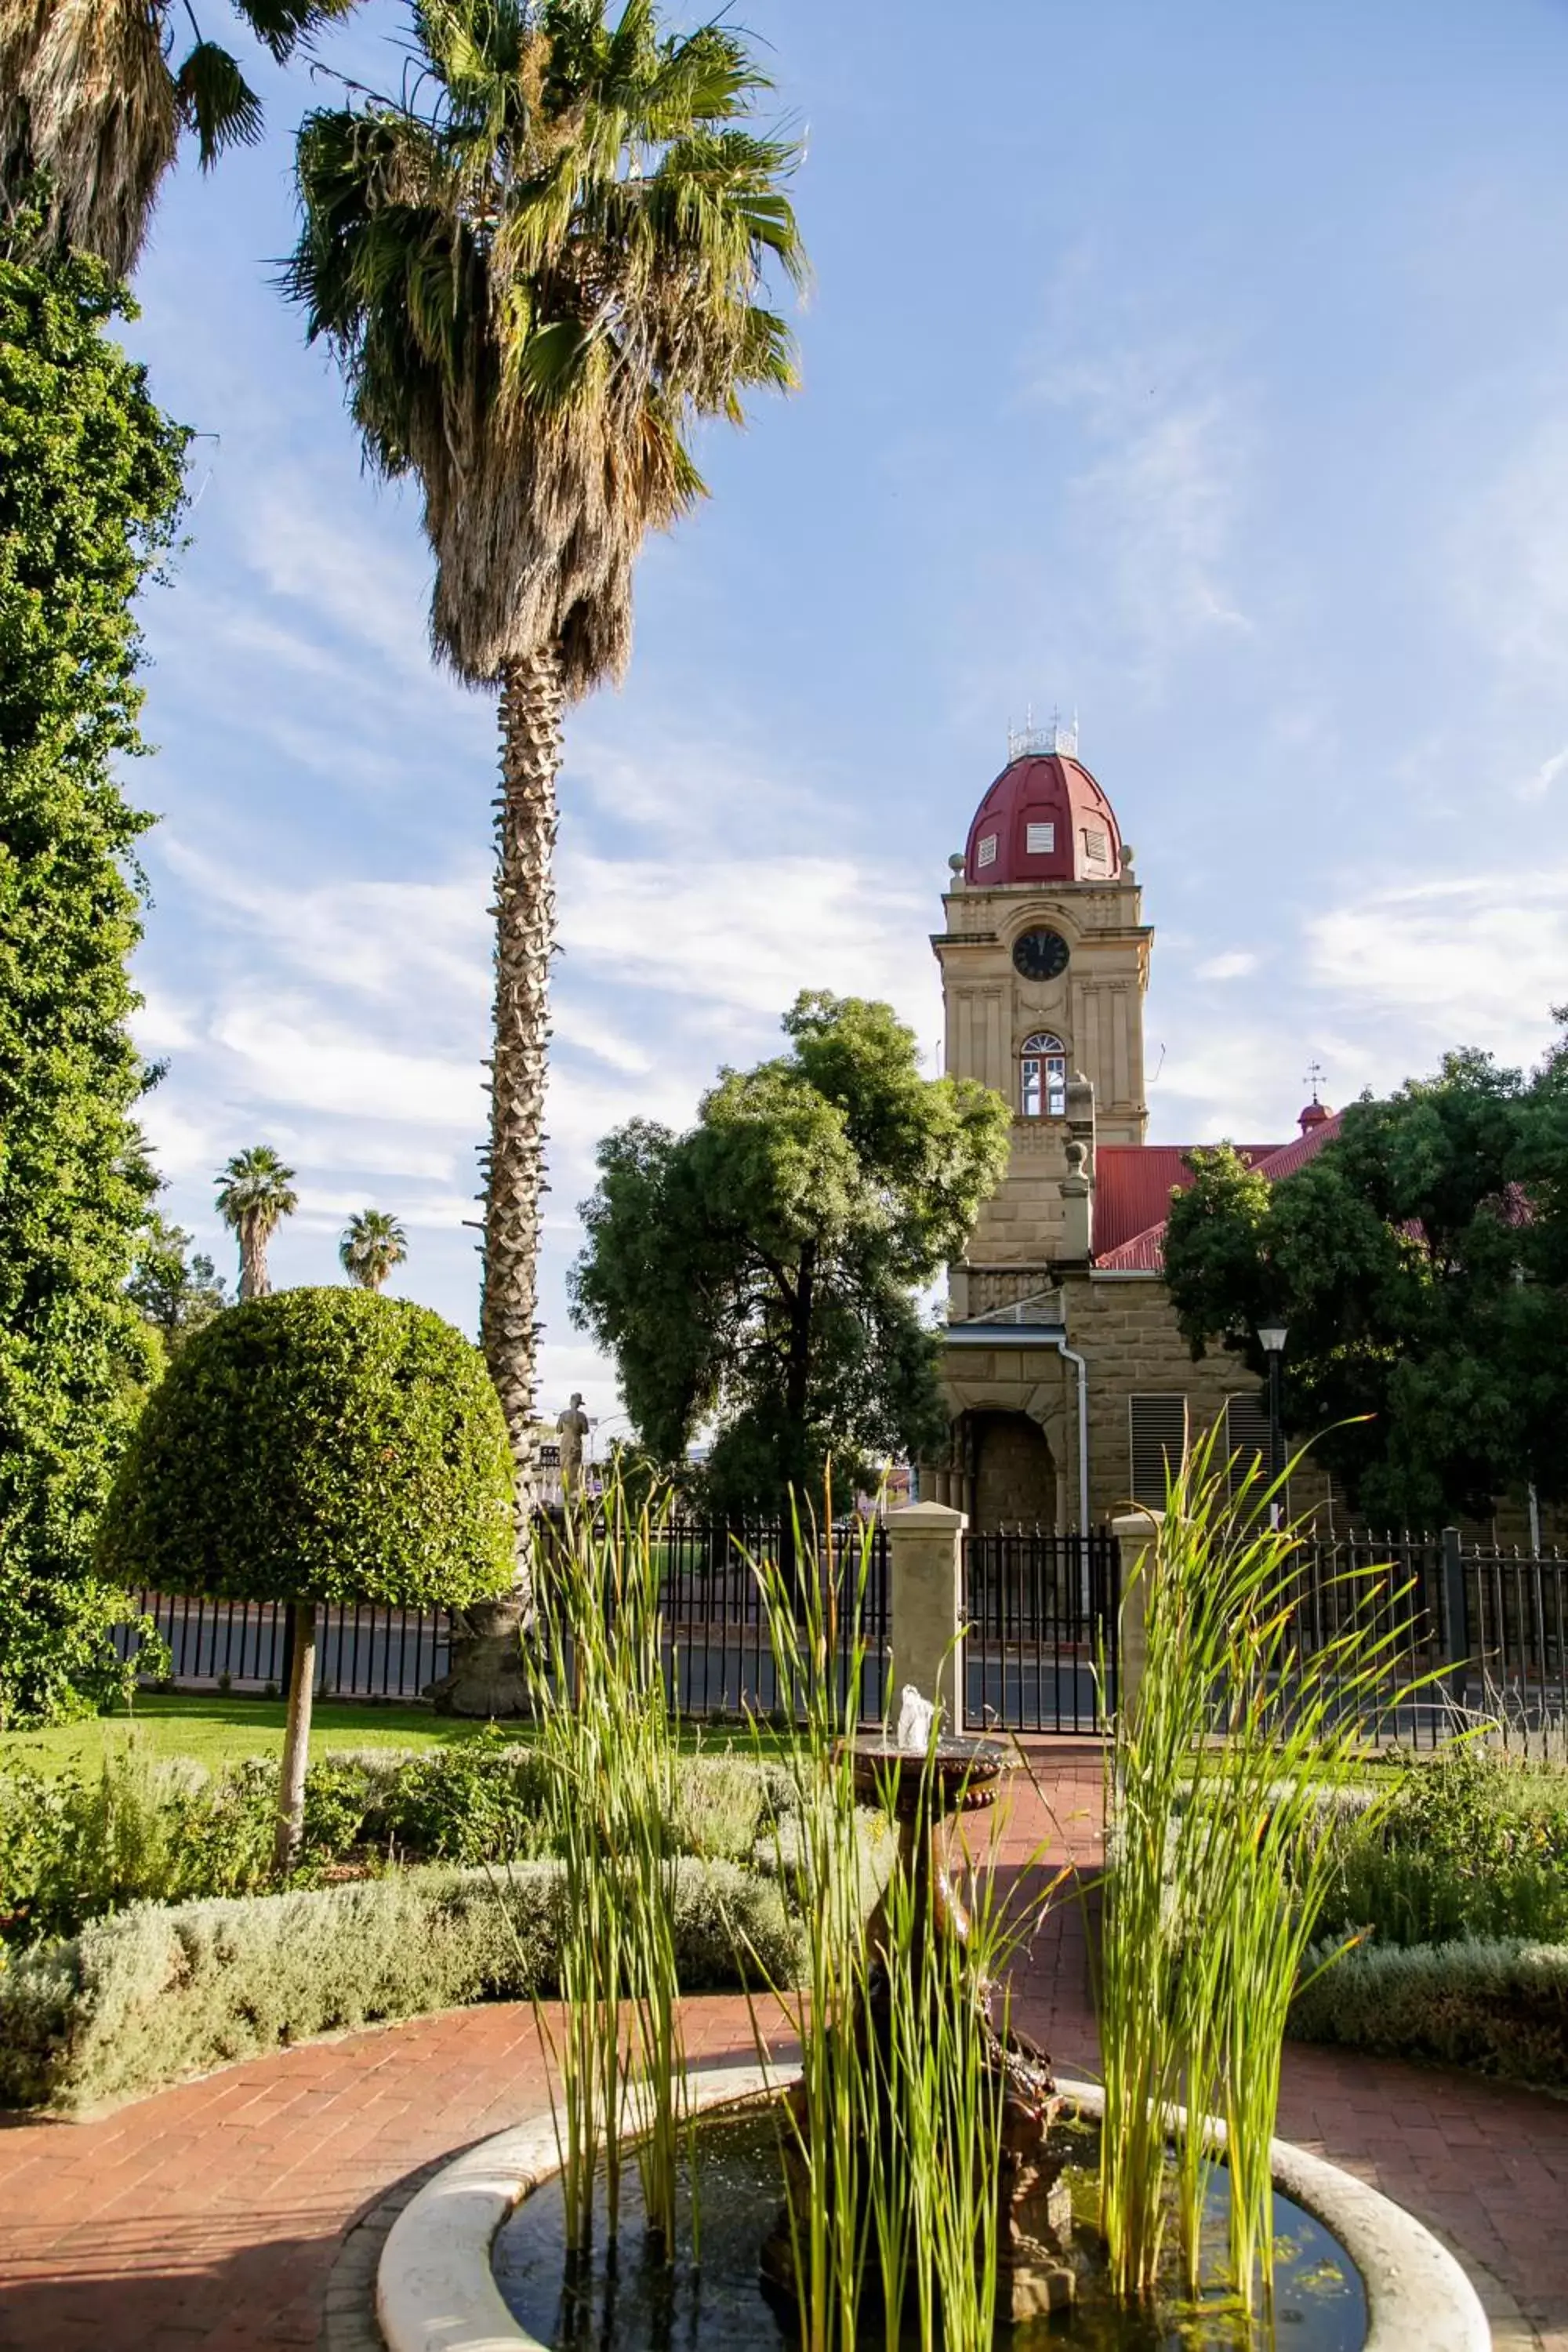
[1006,702,1080,762]
[1305,1058,1325,1105]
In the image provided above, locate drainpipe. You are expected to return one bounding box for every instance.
[1047,1333,1091,1536]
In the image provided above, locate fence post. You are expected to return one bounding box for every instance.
[1441,1524,1468,1709]
[1110,1509,1163,1726]
[887,1501,967,1728]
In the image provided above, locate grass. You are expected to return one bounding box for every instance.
[0,1693,786,1777]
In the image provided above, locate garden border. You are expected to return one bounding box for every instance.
[374,2063,1492,2352]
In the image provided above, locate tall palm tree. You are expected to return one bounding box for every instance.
[286,0,805,1554]
[0,0,361,276]
[339,1207,408,1291]
[216,1145,298,1301]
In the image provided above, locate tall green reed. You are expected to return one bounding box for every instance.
[747,1501,1038,2352]
[525,1482,691,2258]
[1098,1427,1421,2313]
[745,1487,882,2352]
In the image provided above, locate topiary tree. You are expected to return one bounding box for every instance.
[97,1287,516,1867]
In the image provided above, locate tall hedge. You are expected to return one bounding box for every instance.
[98,1287,517,1606]
[0,236,189,1725]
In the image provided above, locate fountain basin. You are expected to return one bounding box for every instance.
[376,2063,1490,2352]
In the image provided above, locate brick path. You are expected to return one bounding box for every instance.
[2,1740,1564,2350]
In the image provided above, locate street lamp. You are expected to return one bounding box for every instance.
[1256,1325,1288,1525]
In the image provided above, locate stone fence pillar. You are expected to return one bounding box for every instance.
[886,1501,967,1726]
[1109,1508,1163,1724]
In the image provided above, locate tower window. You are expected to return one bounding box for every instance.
[1080,825,1109,873]
[1025,821,1055,854]
[1020,1031,1067,1119]
[976,832,999,869]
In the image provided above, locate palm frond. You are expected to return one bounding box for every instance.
[235,0,362,67]
[174,42,264,170]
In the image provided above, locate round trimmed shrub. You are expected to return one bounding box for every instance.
[98,1288,515,1609]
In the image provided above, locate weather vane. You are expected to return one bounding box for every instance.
[1304,1058,1326,1105]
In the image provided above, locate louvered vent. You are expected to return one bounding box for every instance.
[1224,1392,1274,1501]
[1128,1394,1188,1508]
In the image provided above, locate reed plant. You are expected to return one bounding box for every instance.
[524,1482,691,2258]
[873,1726,1016,2352]
[747,1501,1036,2352]
[1099,1426,1424,2314]
[745,1489,882,2352]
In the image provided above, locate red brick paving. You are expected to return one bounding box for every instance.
[1,1738,1564,2349]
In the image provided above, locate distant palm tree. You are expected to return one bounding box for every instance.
[0,0,361,276]
[215,1145,298,1302]
[286,0,805,1546]
[339,1208,407,1293]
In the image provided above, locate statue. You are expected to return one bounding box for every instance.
[557,1392,591,1491]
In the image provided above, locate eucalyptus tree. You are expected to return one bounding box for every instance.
[0,0,361,274]
[215,1144,298,1301]
[285,0,806,1547]
[339,1206,408,1290]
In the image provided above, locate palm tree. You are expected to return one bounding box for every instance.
[216,1145,299,1302]
[0,0,361,276]
[285,0,805,1553]
[339,1207,408,1291]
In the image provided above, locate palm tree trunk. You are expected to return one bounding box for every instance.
[239,1227,267,1302]
[430,644,562,1719]
[481,643,564,1536]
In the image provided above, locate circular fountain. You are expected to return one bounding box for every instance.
[374,1729,1490,2352]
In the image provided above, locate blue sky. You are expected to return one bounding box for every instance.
[119,0,1568,1429]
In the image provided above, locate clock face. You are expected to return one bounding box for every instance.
[1012,927,1070,982]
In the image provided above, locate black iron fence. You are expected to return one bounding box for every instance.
[119,1519,1568,1748]
[961,1529,1119,1734]
[117,1515,891,1722]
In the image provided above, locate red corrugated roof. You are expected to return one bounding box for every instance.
[1094,1143,1280,1258]
[1092,1112,1344,1272]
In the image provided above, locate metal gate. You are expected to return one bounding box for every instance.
[961,1529,1120,1733]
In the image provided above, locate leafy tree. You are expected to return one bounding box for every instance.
[0,232,187,1725]
[0,0,362,276]
[1163,1038,1568,1526]
[570,993,1012,1516]
[129,1210,228,1353]
[285,0,807,1556]
[98,1288,517,1865]
[339,1206,408,1291]
[216,1143,297,1301]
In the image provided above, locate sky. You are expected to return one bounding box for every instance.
[118,0,1568,1433]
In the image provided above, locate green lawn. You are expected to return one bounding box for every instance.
[0,1694,482,1776]
[0,1693,781,1776]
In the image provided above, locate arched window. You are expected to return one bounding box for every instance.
[1020,1033,1067,1120]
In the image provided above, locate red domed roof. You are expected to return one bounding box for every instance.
[963,751,1123,887]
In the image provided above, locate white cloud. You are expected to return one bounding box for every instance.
[1519,745,1568,804]
[557,848,935,1029]
[1305,867,1568,1069]
[212,1006,485,1127]
[1195,949,1258,982]
[1033,343,1254,675]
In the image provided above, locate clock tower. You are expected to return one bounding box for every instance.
[933,720,1151,1319]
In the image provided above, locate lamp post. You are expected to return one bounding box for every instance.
[1256,1324,1288,1528]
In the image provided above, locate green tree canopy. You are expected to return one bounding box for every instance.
[0,234,187,1725]
[98,1287,517,1861]
[99,1288,516,1610]
[128,1210,228,1355]
[570,993,1012,1515]
[1163,1032,1568,1526]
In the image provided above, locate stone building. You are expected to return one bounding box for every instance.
[924,720,1339,1533]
